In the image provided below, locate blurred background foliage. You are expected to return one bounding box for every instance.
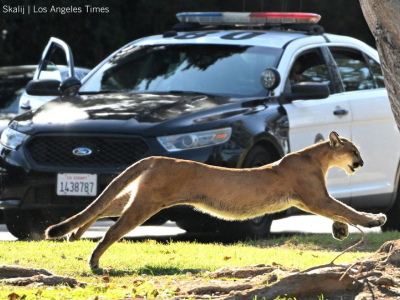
[0,0,372,69]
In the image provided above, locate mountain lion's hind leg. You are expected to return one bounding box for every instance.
[68,218,98,242]
[88,197,162,269]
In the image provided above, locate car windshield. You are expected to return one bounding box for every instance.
[81,44,282,98]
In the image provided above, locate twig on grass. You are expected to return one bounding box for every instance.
[336,225,365,281]
[300,224,365,275]
[332,225,365,265]
[300,262,348,274]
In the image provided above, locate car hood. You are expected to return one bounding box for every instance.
[13,93,263,136]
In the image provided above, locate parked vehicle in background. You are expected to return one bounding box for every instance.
[0,66,36,132]
[0,65,89,130]
[0,12,399,240]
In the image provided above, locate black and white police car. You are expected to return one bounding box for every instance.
[0,12,399,239]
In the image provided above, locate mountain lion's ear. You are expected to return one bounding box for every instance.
[329,131,343,149]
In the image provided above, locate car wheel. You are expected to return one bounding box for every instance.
[5,209,60,240]
[381,196,400,231]
[176,215,216,232]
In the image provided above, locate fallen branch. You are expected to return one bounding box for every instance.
[187,283,252,295]
[0,265,86,287]
[0,265,53,278]
[226,272,361,299]
[2,274,86,287]
[210,264,288,279]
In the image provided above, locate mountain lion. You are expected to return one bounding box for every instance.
[46,131,386,268]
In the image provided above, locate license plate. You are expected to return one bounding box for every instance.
[57,173,97,196]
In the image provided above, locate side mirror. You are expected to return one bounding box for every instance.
[25,79,61,96]
[59,77,82,96]
[282,82,329,102]
[25,77,82,97]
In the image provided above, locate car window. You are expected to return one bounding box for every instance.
[38,46,69,82]
[367,57,385,88]
[285,48,333,93]
[81,44,283,98]
[330,48,375,92]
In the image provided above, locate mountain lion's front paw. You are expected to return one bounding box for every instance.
[332,221,349,241]
[365,213,387,227]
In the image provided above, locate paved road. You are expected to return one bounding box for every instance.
[0,215,380,241]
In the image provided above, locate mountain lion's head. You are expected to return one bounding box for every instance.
[329,131,363,175]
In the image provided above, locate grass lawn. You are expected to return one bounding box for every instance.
[0,231,398,299]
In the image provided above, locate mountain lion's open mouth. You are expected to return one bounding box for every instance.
[348,165,355,172]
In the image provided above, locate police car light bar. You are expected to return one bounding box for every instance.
[176,12,321,26]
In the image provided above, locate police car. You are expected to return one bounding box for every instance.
[1,12,399,240]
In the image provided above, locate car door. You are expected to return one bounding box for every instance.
[19,37,79,113]
[328,47,400,209]
[282,46,352,201]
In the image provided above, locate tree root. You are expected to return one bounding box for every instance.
[174,239,400,299]
[0,265,53,278]
[2,274,86,287]
[0,265,85,287]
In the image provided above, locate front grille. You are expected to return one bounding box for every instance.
[26,134,149,170]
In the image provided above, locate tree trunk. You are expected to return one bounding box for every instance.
[359,0,400,129]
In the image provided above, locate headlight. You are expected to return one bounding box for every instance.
[0,128,28,150]
[157,128,232,152]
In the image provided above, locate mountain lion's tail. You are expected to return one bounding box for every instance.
[45,158,153,239]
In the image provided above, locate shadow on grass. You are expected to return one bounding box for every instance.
[47,229,387,253]
[119,230,391,253]
[90,265,204,276]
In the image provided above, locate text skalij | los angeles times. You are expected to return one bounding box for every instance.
[2,5,109,15]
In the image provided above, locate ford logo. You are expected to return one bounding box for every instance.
[72,147,93,156]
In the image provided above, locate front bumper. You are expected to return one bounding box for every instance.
[0,141,243,222]
[0,170,116,210]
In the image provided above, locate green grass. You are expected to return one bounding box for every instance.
[0,231,397,299]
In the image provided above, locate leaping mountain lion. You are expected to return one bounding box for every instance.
[46,131,386,268]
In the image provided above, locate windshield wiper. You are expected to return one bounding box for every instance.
[167,90,223,97]
[79,90,223,97]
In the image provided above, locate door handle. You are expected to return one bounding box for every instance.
[333,109,348,116]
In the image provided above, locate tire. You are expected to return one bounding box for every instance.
[176,216,217,232]
[5,209,61,240]
[177,146,275,239]
[381,196,400,231]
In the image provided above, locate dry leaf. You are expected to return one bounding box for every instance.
[133,278,145,286]
[7,293,20,300]
[102,270,110,283]
[223,256,232,261]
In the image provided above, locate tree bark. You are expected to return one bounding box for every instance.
[359,0,400,129]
